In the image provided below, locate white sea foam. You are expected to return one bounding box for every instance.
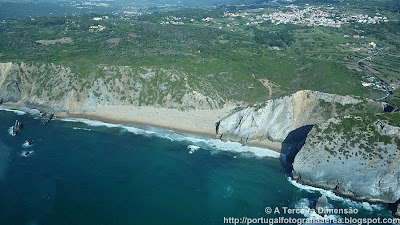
[60,118,120,128]
[288,177,325,193]
[0,108,26,115]
[144,129,280,158]
[61,118,155,136]
[288,177,383,211]
[124,126,156,136]
[21,151,34,157]
[22,141,33,148]
[294,198,341,220]
[0,105,40,116]
[73,127,91,131]
[58,117,280,158]
[187,145,200,154]
[162,134,175,142]
[1,106,280,158]
[8,126,14,136]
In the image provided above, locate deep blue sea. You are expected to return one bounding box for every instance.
[0,106,396,225]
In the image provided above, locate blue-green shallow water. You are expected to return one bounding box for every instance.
[0,109,395,225]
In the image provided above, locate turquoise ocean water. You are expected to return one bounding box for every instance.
[0,107,395,225]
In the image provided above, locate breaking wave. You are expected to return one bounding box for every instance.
[187,145,200,154]
[22,141,33,148]
[58,117,280,158]
[21,151,34,157]
[8,126,14,136]
[0,105,40,116]
[1,106,280,158]
[287,177,383,211]
[73,127,91,131]
[294,198,340,220]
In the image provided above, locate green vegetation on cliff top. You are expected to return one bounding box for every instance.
[0,5,399,104]
[312,112,400,160]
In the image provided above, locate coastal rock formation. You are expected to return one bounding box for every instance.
[217,90,382,143]
[0,62,224,112]
[42,112,54,125]
[315,195,329,215]
[12,120,22,136]
[293,113,400,204]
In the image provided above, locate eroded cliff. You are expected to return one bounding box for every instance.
[0,62,224,112]
[293,113,400,204]
[217,90,383,143]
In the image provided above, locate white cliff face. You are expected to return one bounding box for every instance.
[0,62,222,112]
[293,115,400,203]
[378,121,400,137]
[218,90,379,143]
[217,89,399,207]
[218,96,293,142]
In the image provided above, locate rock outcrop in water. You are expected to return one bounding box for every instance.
[12,120,22,136]
[217,90,382,143]
[42,112,54,125]
[293,113,400,204]
[396,204,400,217]
[315,195,329,215]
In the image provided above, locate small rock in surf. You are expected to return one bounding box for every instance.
[187,145,200,154]
[21,151,34,157]
[12,120,22,136]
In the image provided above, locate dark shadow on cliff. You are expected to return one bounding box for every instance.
[280,125,314,173]
[388,198,400,218]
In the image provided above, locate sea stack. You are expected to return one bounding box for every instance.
[12,120,22,136]
[43,113,54,125]
[315,195,329,216]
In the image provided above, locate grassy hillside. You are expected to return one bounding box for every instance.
[0,5,398,105]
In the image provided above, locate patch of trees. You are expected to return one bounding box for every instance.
[253,28,295,48]
[354,22,400,49]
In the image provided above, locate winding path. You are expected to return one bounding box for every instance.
[357,47,393,100]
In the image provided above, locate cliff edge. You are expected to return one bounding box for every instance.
[293,113,400,204]
[217,90,383,144]
[0,62,223,112]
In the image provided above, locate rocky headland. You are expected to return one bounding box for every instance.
[217,90,399,215]
[293,114,400,204]
[216,90,382,143]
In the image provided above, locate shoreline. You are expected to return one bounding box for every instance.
[58,111,217,139]
[2,103,282,152]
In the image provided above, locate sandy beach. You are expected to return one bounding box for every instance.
[3,102,281,152]
[56,105,282,152]
[57,105,233,138]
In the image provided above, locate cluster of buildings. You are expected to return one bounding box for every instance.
[223,5,388,28]
[89,16,108,31]
[89,24,106,31]
[352,14,388,24]
[263,5,342,27]
[92,16,109,21]
[159,16,187,25]
[68,0,110,8]
[136,3,390,32]
[361,77,385,90]
[123,11,143,16]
